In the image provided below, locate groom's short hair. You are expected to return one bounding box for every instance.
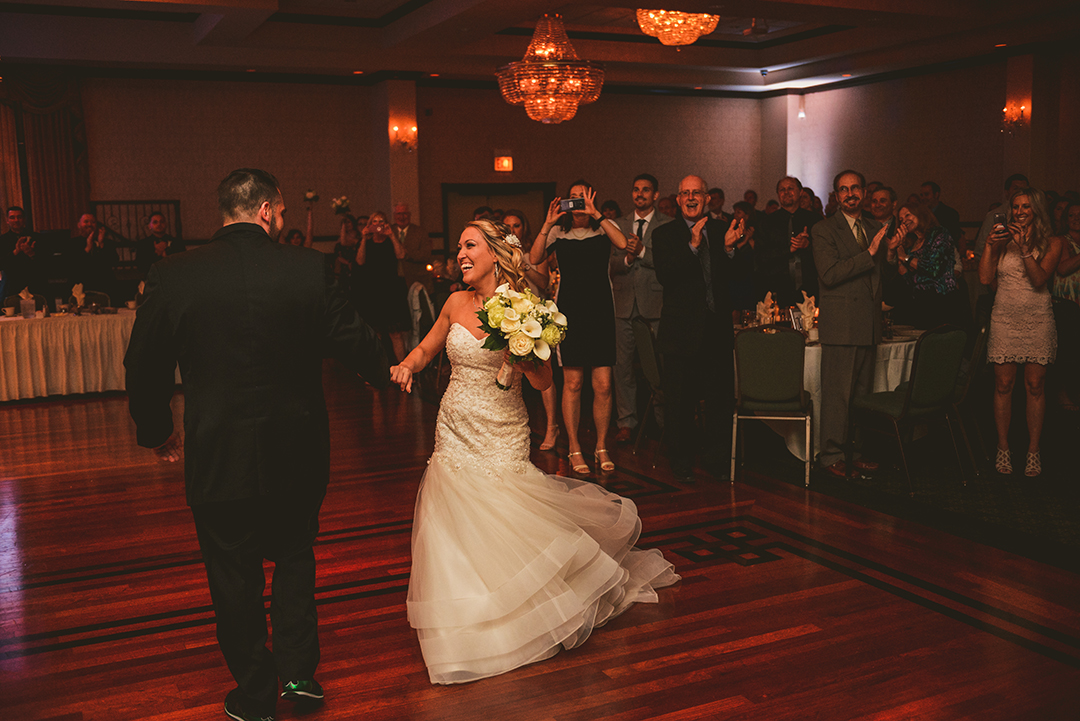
[218,168,280,220]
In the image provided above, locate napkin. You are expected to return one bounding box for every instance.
[72,283,86,308]
[19,287,33,300]
[756,291,777,326]
[796,291,816,329]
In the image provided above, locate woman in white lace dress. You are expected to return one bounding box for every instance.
[979,188,1063,477]
[389,219,679,685]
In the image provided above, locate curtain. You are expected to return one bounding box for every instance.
[0,102,22,216]
[0,68,91,232]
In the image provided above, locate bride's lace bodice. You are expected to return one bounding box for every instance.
[431,324,532,476]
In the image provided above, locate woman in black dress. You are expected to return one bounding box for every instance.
[529,181,628,476]
[355,211,411,362]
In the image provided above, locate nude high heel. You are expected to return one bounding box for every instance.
[568,451,590,475]
[540,424,560,451]
[594,448,615,474]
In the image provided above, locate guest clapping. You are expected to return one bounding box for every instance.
[529,181,628,475]
[979,188,1063,477]
[1053,202,1080,305]
[69,213,118,298]
[136,211,186,276]
[355,211,411,362]
[892,200,970,330]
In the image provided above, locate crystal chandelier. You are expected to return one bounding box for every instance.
[496,14,604,125]
[636,9,720,46]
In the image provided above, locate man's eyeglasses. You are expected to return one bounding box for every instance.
[678,190,706,198]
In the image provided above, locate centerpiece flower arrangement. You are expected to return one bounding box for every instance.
[304,189,320,207]
[331,196,350,214]
[477,281,568,390]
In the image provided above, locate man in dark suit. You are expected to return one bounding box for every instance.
[653,174,743,481]
[125,169,388,721]
[812,170,901,479]
[920,181,962,247]
[611,173,673,444]
[756,176,821,307]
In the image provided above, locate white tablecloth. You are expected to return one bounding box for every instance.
[763,337,918,462]
[1,310,140,401]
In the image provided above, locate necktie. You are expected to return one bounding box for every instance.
[854,219,868,250]
[698,229,714,313]
[636,218,645,240]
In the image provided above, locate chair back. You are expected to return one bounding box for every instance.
[3,293,47,311]
[953,314,989,404]
[906,325,967,411]
[734,325,805,403]
[631,316,662,392]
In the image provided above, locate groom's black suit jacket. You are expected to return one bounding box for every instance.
[125,222,389,507]
[652,216,734,357]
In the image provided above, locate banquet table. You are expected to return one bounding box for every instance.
[0,309,156,401]
[755,334,919,462]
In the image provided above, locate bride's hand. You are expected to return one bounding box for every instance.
[390,364,414,393]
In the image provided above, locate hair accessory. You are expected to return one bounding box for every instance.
[504,233,521,248]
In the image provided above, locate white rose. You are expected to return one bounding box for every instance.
[511,295,532,314]
[508,332,535,356]
[500,316,521,334]
[533,339,551,361]
[503,306,519,322]
[521,318,542,338]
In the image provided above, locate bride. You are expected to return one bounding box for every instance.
[389,219,680,685]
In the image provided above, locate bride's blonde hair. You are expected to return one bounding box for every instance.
[467,219,528,293]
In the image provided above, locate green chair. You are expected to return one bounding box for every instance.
[631,316,664,466]
[849,325,967,497]
[731,325,812,486]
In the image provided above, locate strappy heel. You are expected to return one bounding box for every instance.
[539,424,560,451]
[568,451,590,475]
[1025,450,1041,477]
[995,447,1012,475]
[594,448,615,474]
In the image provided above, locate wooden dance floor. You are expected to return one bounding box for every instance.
[2,362,1078,720]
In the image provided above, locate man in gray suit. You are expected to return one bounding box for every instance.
[611,173,673,443]
[812,169,901,478]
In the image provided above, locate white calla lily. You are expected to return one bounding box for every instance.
[552,312,567,326]
[533,339,551,361]
[521,318,542,338]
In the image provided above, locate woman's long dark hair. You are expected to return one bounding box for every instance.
[556,179,602,233]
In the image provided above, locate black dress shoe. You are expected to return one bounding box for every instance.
[224,689,274,721]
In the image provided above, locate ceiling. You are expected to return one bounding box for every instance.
[1,0,1078,93]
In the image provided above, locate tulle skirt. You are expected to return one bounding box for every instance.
[406,457,680,685]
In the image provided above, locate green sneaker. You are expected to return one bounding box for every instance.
[280,679,324,701]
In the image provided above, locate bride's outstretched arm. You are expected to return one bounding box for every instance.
[390,294,456,393]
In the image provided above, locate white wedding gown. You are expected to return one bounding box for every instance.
[407,323,680,685]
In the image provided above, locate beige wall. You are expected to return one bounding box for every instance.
[789,62,1007,223]
[81,51,1077,244]
[83,78,379,241]
[415,86,762,245]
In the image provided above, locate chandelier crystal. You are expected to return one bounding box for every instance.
[496,14,604,124]
[636,9,720,46]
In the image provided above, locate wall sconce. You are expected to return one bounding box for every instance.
[392,124,417,152]
[494,155,514,172]
[1001,103,1028,135]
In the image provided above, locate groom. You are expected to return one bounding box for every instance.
[125,168,388,721]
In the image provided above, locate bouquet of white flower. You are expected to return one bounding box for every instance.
[331,196,350,214]
[304,189,320,204]
[477,283,568,390]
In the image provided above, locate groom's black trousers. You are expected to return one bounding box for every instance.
[191,488,326,715]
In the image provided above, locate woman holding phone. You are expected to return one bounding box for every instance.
[979,188,1063,477]
[530,181,628,476]
[356,210,411,362]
